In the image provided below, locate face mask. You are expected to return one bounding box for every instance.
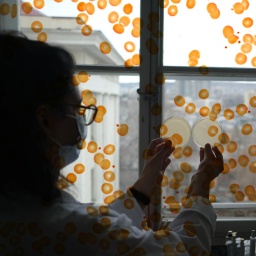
[51,116,87,167]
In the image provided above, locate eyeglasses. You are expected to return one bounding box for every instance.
[54,104,98,126]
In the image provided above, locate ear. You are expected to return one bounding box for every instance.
[37,105,54,132]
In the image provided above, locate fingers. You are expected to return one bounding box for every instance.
[155,140,175,161]
[212,146,223,162]
[203,143,215,161]
[148,138,164,152]
[199,147,204,162]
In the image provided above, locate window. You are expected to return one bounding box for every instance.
[2,0,256,245]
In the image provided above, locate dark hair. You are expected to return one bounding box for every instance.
[0,31,76,200]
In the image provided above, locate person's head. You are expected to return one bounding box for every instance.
[0,30,97,199]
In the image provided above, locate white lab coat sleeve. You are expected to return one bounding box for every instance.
[169,196,217,253]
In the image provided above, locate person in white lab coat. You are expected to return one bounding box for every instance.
[0,31,224,255]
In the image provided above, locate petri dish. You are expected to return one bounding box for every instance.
[192,118,222,147]
[160,116,191,147]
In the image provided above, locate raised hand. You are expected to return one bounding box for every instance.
[187,143,224,199]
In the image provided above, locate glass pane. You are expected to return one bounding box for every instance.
[60,73,139,203]
[162,75,256,214]
[163,1,256,68]
[19,0,141,66]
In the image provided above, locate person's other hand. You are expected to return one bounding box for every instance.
[132,138,175,198]
[187,143,224,199]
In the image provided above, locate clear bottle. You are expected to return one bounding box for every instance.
[250,230,256,256]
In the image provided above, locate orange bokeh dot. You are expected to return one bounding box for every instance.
[173,147,183,159]
[119,16,130,27]
[94,153,104,165]
[212,103,222,114]
[11,4,17,18]
[189,50,200,59]
[209,111,218,121]
[97,0,107,9]
[109,0,121,6]
[241,123,252,135]
[223,108,235,120]
[223,26,234,38]
[159,0,169,8]
[85,2,95,15]
[251,57,256,67]
[188,57,198,67]
[235,52,247,65]
[241,43,252,53]
[249,96,256,107]
[230,183,240,193]
[228,158,237,168]
[0,3,10,15]
[207,2,217,12]
[100,159,111,170]
[216,143,224,154]
[171,133,183,146]
[170,178,181,190]
[218,133,230,144]
[77,2,86,11]
[113,23,124,34]
[103,144,115,155]
[208,125,219,137]
[238,155,250,167]
[233,2,244,14]
[186,0,195,9]
[124,41,135,52]
[174,95,185,107]
[185,103,196,114]
[249,162,256,173]
[248,145,256,156]
[131,27,140,38]
[81,24,92,36]
[100,42,111,54]
[66,173,77,183]
[132,54,141,65]
[104,195,117,205]
[168,5,178,16]
[199,89,209,99]
[21,2,33,14]
[222,163,230,174]
[31,21,43,33]
[180,162,192,173]
[108,11,119,23]
[245,185,255,196]
[183,146,193,157]
[242,17,253,28]
[34,0,45,9]
[199,106,209,117]
[76,13,88,25]
[37,32,47,42]
[243,34,253,44]
[226,141,237,153]
[173,170,184,182]
[242,0,249,9]
[101,183,113,194]
[210,9,220,19]
[74,163,85,174]
[159,124,168,137]
[161,175,168,187]
[235,91,245,108]
[78,71,89,83]
[117,124,129,136]
[123,3,133,14]
[124,198,134,209]
[235,191,245,201]
[104,171,115,182]
[228,34,239,44]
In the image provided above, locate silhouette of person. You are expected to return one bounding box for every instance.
[0,31,224,255]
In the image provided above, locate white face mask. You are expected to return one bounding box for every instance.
[51,116,87,167]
